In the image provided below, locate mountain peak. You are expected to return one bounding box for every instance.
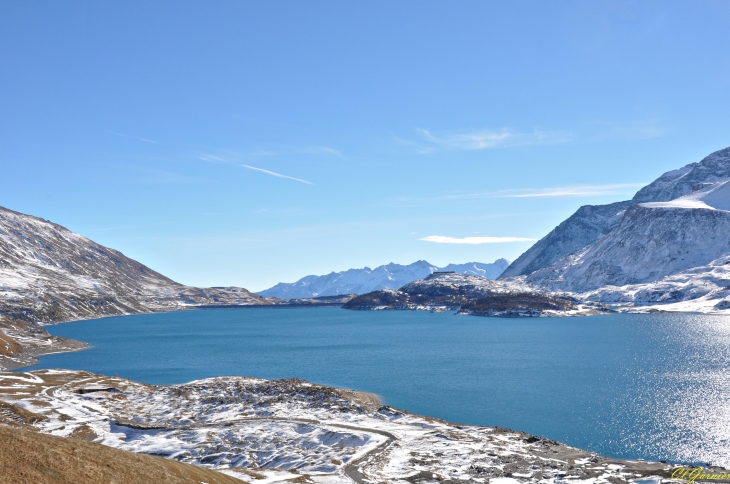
[631,145,730,204]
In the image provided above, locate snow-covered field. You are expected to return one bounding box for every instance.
[0,370,684,484]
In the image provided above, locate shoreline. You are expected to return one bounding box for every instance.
[0,320,91,372]
[2,368,722,483]
[0,340,90,372]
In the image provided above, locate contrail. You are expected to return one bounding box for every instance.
[240,164,313,185]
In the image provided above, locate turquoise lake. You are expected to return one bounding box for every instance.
[23,308,730,467]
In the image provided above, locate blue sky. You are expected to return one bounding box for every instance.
[2,1,730,291]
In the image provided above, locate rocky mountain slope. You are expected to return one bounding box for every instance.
[526,183,730,292]
[0,205,267,325]
[343,272,606,317]
[500,146,730,278]
[497,146,730,313]
[259,259,510,299]
[0,205,268,369]
[500,201,630,279]
[524,178,730,306]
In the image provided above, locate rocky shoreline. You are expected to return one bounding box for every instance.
[0,318,89,371]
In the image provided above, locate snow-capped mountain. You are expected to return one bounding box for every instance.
[437,261,510,279]
[258,259,510,299]
[506,146,730,312]
[500,146,730,279]
[0,205,268,326]
[526,183,730,291]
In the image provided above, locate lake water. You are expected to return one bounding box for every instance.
[24,308,730,467]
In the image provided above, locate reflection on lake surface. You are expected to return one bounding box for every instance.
[25,308,730,467]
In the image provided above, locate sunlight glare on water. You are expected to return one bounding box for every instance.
[642,315,730,466]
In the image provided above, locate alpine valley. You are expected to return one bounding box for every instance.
[5,146,730,370]
[3,147,730,483]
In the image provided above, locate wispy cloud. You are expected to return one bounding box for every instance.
[199,146,341,162]
[400,119,665,154]
[248,150,279,157]
[421,235,536,244]
[430,183,646,201]
[198,154,229,163]
[587,119,667,141]
[410,128,573,152]
[108,130,159,144]
[240,164,313,185]
[488,183,646,198]
[417,128,512,150]
[304,146,342,156]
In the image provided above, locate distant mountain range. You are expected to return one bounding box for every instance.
[258,259,510,299]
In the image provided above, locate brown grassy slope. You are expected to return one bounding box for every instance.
[0,333,20,357]
[0,425,243,484]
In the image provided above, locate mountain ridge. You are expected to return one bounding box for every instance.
[258,259,510,299]
[0,204,268,326]
[500,146,730,279]
[504,145,730,312]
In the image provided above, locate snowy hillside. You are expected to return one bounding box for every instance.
[526,199,730,291]
[343,272,607,317]
[0,205,268,326]
[515,148,730,312]
[583,253,730,312]
[500,201,630,278]
[631,147,730,203]
[501,146,730,278]
[258,259,510,299]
